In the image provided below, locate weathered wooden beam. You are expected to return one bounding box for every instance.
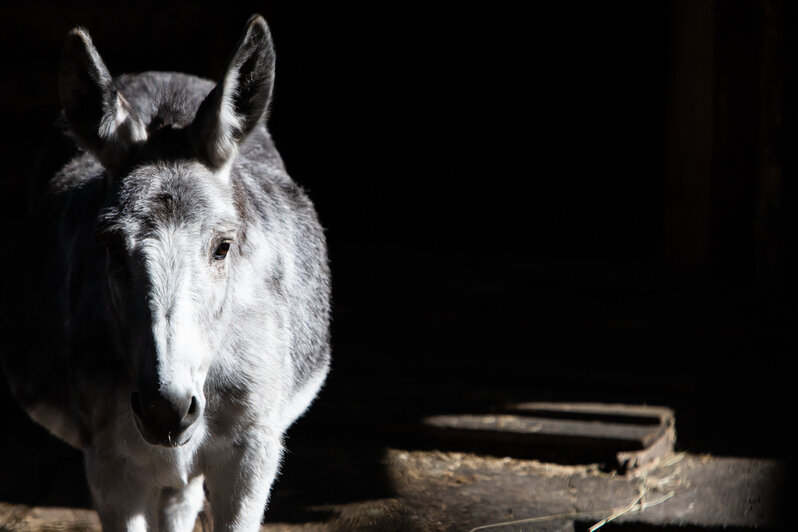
[420,403,675,471]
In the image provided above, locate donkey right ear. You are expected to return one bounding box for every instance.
[59,28,147,168]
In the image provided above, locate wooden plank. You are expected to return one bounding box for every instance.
[423,414,657,448]
[617,421,676,472]
[419,403,675,470]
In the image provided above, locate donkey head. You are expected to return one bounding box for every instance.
[59,16,275,446]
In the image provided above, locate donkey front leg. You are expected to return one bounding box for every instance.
[204,437,283,532]
[158,475,206,532]
[85,449,158,532]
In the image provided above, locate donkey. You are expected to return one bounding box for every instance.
[2,14,330,531]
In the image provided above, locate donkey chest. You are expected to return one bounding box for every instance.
[112,430,202,488]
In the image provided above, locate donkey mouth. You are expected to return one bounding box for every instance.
[133,419,195,447]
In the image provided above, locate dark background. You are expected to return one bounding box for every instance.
[0,0,793,517]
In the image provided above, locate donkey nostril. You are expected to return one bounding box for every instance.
[187,396,198,416]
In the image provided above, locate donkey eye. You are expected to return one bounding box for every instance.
[213,241,231,260]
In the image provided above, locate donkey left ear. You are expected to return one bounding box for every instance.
[192,14,275,169]
[59,28,148,168]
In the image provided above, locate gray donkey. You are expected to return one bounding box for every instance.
[2,14,330,531]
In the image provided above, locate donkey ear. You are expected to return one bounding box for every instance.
[59,28,147,168]
[193,15,275,168]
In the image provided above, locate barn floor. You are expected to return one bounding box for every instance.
[0,447,786,531]
[0,389,788,531]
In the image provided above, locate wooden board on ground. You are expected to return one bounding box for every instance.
[418,402,675,470]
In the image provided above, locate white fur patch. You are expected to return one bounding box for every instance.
[144,225,210,402]
[99,94,147,145]
[28,403,82,449]
[281,368,327,432]
[216,158,234,184]
[214,68,244,162]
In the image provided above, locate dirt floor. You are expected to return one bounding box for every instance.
[0,446,786,532]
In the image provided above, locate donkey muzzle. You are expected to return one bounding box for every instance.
[130,388,201,446]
